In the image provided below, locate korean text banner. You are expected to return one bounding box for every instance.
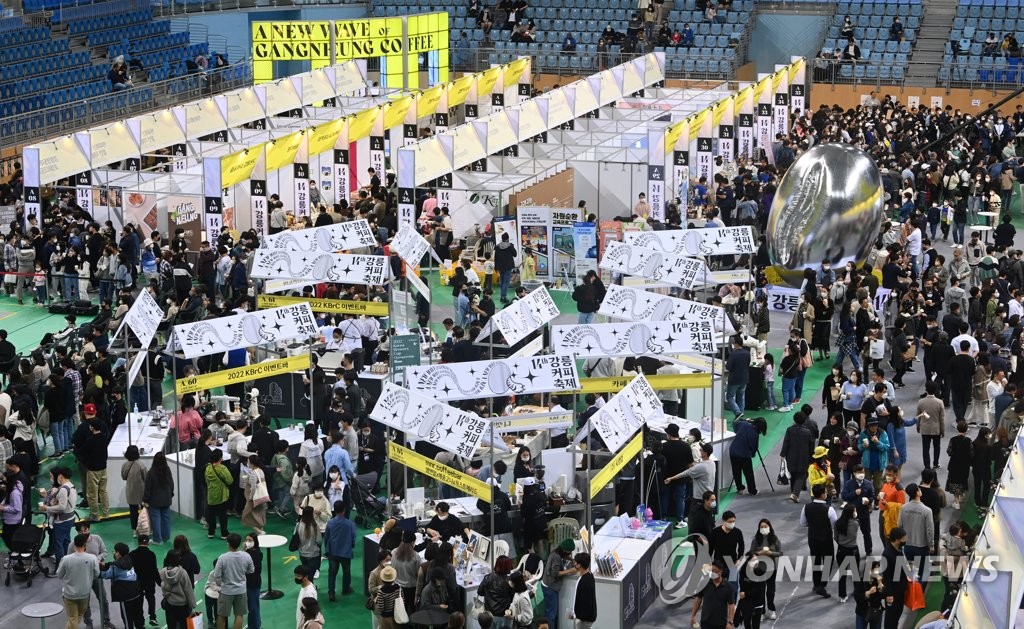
[600,240,711,290]
[490,411,574,434]
[404,355,580,402]
[552,321,718,358]
[173,302,319,358]
[389,442,491,502]
[489,285,560,346]
[589,374,664,453]
[622,226,756,256]
[175,354,311,396]
[118,289,164,385]
[250,250,389,285]
[261,219,377,252]
[370,382,489,459]
[570,372,712,395]
[256,294,389,316]
[598,284,737,334]
[391,223,441,266]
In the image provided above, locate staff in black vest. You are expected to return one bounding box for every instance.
[799,483,837,599]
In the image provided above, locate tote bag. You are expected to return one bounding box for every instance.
[136,506,152,536]
[393,591,410,624]
[251,479,270,506]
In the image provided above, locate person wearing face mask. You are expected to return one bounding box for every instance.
[357,421,384,481]
[880,528,910,629]
[687,490,718,543]
[708,511,745,583]
[853,559,886,629]
[749,519,782,620]
[689,559,736,629]
[243,534,262,629]
[800,483,837,599]
[513,447,534,480]
[426,501,470,543]
[293,566,317,629]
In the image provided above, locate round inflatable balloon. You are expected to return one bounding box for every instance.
[766,143,885,287]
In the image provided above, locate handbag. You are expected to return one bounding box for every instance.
[867,606,885,622]
[186,612,206,629]
[251,479,270,506]
[905,579,926,611]
[799,342,813,369]
[365,592,377,610]
[288,527,301,552]
[869,339,886,360]
[393,590,410,624]
[136,506,152,536]
[777,460,790,485]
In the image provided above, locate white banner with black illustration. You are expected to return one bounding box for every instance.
[369,382,490,459]
[117,289,165,384]
[623,226,756,256]
[404,355,580,402]
[581,375,664,454]
[598,284,737,334]
[552,321,717,358]
[250,250,389,285]
[261,219,377,253]
[478,285,560,347]
[600,240,712,290]
[173,302,319,359]
[391,223,442,267]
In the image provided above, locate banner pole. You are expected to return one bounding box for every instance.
[126,323,133,445]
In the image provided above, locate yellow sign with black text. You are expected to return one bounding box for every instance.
[564,372,712,396]
[589,431,644,500]
[389,442,492,502]
[175,354,311,396]
[257,294,389,317]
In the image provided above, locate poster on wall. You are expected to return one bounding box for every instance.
[552,321,718,357]
[123,192,159,233]
[600,241,712,290]
[250,250,390,285]
[404,355,580,401]
[168,195,203,250]
[551,207,583,283]
[519,206,550,281]
[370,383,490,459]
[573,222,598,281]
[623,226,756,256]
[599,284,738,334]
[172,302,319,359]
[91,187,123,230]
[493,217,520,266]
[261,219,377,252]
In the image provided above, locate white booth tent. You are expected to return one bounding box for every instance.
[949,432,1024,628]
[20,60,373,223]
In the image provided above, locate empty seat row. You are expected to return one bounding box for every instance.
[0,51,91,82]
[0,27,51,50]
[107,31,190,59]
[0,38,71,63]
[837,2,922,16]
[68,9,152,35]
[86,20,172,48]
[0,65,107,102]
[834,63,906,81]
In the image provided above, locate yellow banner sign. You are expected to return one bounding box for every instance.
[564,372,712,396]
[590,431,644,500]
[257,294,389,317]
[221,144,264,189]
[389,442,492,502]
[175,354,310,396]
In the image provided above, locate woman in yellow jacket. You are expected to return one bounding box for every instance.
[807,446,836,502]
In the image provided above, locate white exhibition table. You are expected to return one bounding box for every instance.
[646,416,737,491]
[105,414,307,518]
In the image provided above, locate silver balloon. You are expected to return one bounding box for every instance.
[766,143,885,286]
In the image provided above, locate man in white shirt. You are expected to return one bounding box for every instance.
[950,330,979,357]
[1009,291,1024,320]
[549,395,569,447]
[905,222,922,277]
[338,314,363,355]
[293,565,317,628]
[656,361,683,416]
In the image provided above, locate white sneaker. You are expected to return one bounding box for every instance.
[839,596,848,603]
[675,520,687,529]
[766,611,777,620]
[314,570,320,579]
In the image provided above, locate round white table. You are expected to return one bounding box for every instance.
[258,533,289,600]
[22,602,64,629]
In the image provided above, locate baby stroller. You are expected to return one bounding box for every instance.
[5,525,48,587]
[350,472,386,528]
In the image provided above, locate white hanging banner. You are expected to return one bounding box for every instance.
[173,302,319,359]
[333,149,350,207]
[75,171,93,217]
[391,223,442,266]
[404,355,580,401]
[553,321,718,357]
[116,289,165,385]
[477,285,560,347]
[250,250,389,285]
[600,241,711,290]
[715,98,735,166]
[369,382,490,459]
[250,179,268,237]
[623,226,756,255]
[262,219,377,252]
[589,374,664,453]
[773,70,790,138]
[294,163,310,217]
[491,411,574,434]
[598,284,737,334]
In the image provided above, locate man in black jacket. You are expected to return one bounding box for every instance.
[800,483,837,598]
[493,232,517,304]
[80,414,109,521]
[571,553,597,628]
[781,412,814,502]
[129,535,161,626]
[881,527,910,629]
[661,423,694,526]
[948,340,977,423]
[196,240,217,300]
[688,490,717,542]
[250,415,280,488]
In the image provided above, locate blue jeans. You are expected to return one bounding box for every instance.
[36,284,46,304]
[541,584,559,629]
[726,382,746,417]
[834,345,861,371]
[782,377,796,407]
[578,311,596,324]
[148,506,171,543]
[246,584,261,629]
[51,518,74,567]
[327,556,352,596]
[660,481,689,521]
[856,614,882,629]
[953,221,966,244]
[54,417,74,453]
[795,368,807,399]
[765,380,777,409]
[499,268,513,301]
[51,419,67,453]
[98,279,112,304]
[63,274,79,302]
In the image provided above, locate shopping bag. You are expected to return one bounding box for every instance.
[394,591,410,624]
[136,507,152,536]
[905,579,925,611]
[252,480,270,506]
[186,612,206,629]
[869,339,886,360]
[777,460,790,485]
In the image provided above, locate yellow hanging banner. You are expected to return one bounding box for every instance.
[564,372,712,395]
[589,431,644,500]
[349,107,381,142]
[448,74,475,108]
[256,294,389,316]
[221,144,264,189]
[175,354,311,396]
[384,96,415,129]
[389,442,492,502]
[266,130,305,172]
[308,119,345,156]
[417,85,446,119]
